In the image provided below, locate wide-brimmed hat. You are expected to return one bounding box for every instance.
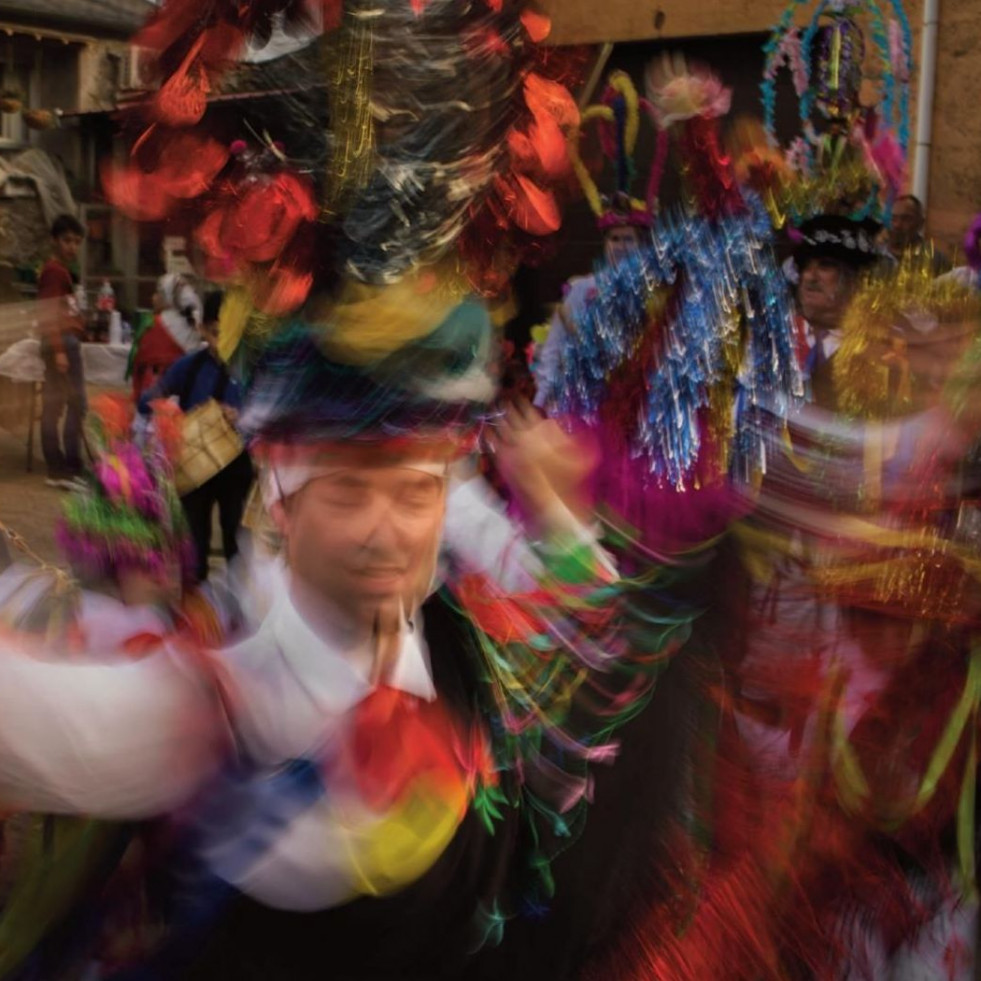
[793,214,883,270]
[240,296,496,457]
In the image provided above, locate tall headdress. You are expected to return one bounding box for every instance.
[758,0,913,228]
[102,0,587,476]
[568,70,662,231]
[56,396,194,585]
[104,0,583,340]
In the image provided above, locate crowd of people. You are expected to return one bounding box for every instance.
[2,0,981,978]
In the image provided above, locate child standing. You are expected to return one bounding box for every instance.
[37,214,87,489]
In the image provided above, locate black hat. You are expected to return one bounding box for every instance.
[794,215,883,270]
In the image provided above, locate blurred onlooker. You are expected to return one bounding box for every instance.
[130,274,203,403]
[938,211,981,293]
[887,194,952,274]
[139,292,252,582]
[533,194,647,410]
[38,214,87,490]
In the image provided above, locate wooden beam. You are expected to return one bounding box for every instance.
[0,22,94,46]
[541,0,791,45]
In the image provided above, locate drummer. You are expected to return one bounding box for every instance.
[138,292,253,582]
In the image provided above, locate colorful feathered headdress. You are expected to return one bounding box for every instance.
[758,0,913,227]
[56,395,194,585]
[104,0,587,465]
[568,70,663,231]
[104,0,583,334]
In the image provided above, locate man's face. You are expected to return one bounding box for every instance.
[199,320,220,355]
[275,464,447,627]
[889,199,923,251]
[797,257,855,330]
[603,225,642,267]
[54,232,82,266]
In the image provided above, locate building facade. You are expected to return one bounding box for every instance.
[0,0,153,307]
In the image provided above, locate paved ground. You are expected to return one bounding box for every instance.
[0,394,231,575]
[0,419,68,568]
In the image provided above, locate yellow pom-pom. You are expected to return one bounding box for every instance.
[311,266,470,366]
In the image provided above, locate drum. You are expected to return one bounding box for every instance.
[174,398,243,496]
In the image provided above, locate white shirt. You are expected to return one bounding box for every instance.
[0,477,605,909]
[442,472,541,594]
[214,583,436,768]
[77,593,171,652]
[201,584,442,910]
[0,579,443,909]
[804,324,844,366]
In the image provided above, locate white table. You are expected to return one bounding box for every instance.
[81,342,132,388]
[0,338,131,388]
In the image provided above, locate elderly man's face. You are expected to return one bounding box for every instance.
[890,199,923,251]
[797,257,855,330]
[274,463,447,627]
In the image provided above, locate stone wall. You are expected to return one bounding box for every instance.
[542,0,786,45]
[0,196,50,270]
[923,0,981,254]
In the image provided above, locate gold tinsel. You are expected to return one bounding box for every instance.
[833,262,981,420]
[704,308,743,475]
[812,542,980,624]
[322,14,375,218]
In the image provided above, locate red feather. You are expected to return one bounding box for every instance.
[496,173,561,236]
[249,264,314,315]
[339,686,494,811]
[102,132,229,221]
[519,8,551,43]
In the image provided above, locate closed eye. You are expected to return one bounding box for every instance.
[395,476,443,511]
[315,476,369,508]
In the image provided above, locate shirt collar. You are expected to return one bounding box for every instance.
[821,329,843,359]
[805,322,843,361]
[268,581,437,716]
